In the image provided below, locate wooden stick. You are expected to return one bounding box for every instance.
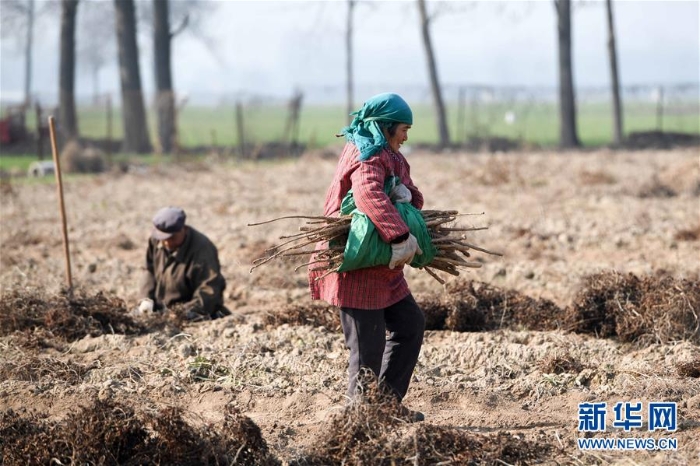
[427,262,461,276]
[431,257,482,269]
[421,210,459,216]
[432,257,483,268]
[433,226,489,232]
[455,241,504,257]
[247,214,348,226]
[313,269,338,281]
[295,258,330,272]
[424,217,456,227]
[48,116,73,294]
[423,267,446,284]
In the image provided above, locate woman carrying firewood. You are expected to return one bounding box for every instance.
[309,93,426,422]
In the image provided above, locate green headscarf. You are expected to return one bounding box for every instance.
[340,93,413,161]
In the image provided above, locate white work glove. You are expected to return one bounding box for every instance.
[130,298,154,317]
[138,298,154,313]
[389,183,412,204]
[389,233,423,269]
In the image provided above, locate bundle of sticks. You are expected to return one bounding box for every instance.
[248,210,502,284]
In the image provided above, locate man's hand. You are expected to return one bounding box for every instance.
[138,298,154,313]
[130,298,155,317]
[389,183,412,204]
[389,233,423,269]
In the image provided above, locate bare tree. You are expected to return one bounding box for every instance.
[78,0,114,104]
[606,0,623,145]
[345,0,356,121]
[554,0,580,148]
[153,0,177,153]
[24,0,34,106]
[0,0,52,106]
[114,0,152,153]
[417,0,450,148]
[140,0,216,153]
[59,0,79,140]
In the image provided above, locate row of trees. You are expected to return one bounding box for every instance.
[6,0,626,153]
[60,0,177,153]
[345,0,624,149]
[3,0,209,154]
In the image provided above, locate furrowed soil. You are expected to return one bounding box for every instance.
[1,147,699,465]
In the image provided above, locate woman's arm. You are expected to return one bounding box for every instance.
[401,157,424,209]
[350,155,409,243]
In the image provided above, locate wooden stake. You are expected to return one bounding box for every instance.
[48,116,73,293]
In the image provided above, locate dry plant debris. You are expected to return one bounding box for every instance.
[0,288,142,342]
[0,401,280,466]
[676,359,700,378]
[566,271,700,344]
[674,224,700,241]
[263,301,340,332]
[248,210,502,283]
[412,281,564,332]
[291,370,552,465]
[539,354,585,375]
[0,355,95,385]
[579,169,617,185]
[0,288,195,347]
[444,280,564,332]
[264,280,563,334]
[263,272,700,347]
[637,176,677,198]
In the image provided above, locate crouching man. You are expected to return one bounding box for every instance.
[137,206,231,321]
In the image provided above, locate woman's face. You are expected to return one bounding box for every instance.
[386,123,411,153]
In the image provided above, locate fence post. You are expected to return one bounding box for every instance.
[457,86,466,144]
[236,102,245,158]
[106,94,113,166]
[655,86,664,132]
[35,102,44,160]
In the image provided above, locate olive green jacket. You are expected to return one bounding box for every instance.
[140,226,226,318]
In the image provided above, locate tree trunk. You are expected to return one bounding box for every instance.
[24,0,34,107]
[345,0,355,122]
[115,0,152,153]
[606,0,623,146]
[417,0,450,148]
[153,0,175,154]
[555,0,580,148]
[59,0,79,140]
[91,66,99,105]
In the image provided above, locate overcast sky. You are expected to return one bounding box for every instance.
[1,0,698,104]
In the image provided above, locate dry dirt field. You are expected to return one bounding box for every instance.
[1,147,699,465]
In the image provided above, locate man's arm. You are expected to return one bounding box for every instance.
[140,240,157,302]
[182,250,226,318]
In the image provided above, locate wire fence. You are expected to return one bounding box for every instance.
[5,82,698,152]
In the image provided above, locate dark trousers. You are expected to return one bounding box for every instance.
[340,294,425,401]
